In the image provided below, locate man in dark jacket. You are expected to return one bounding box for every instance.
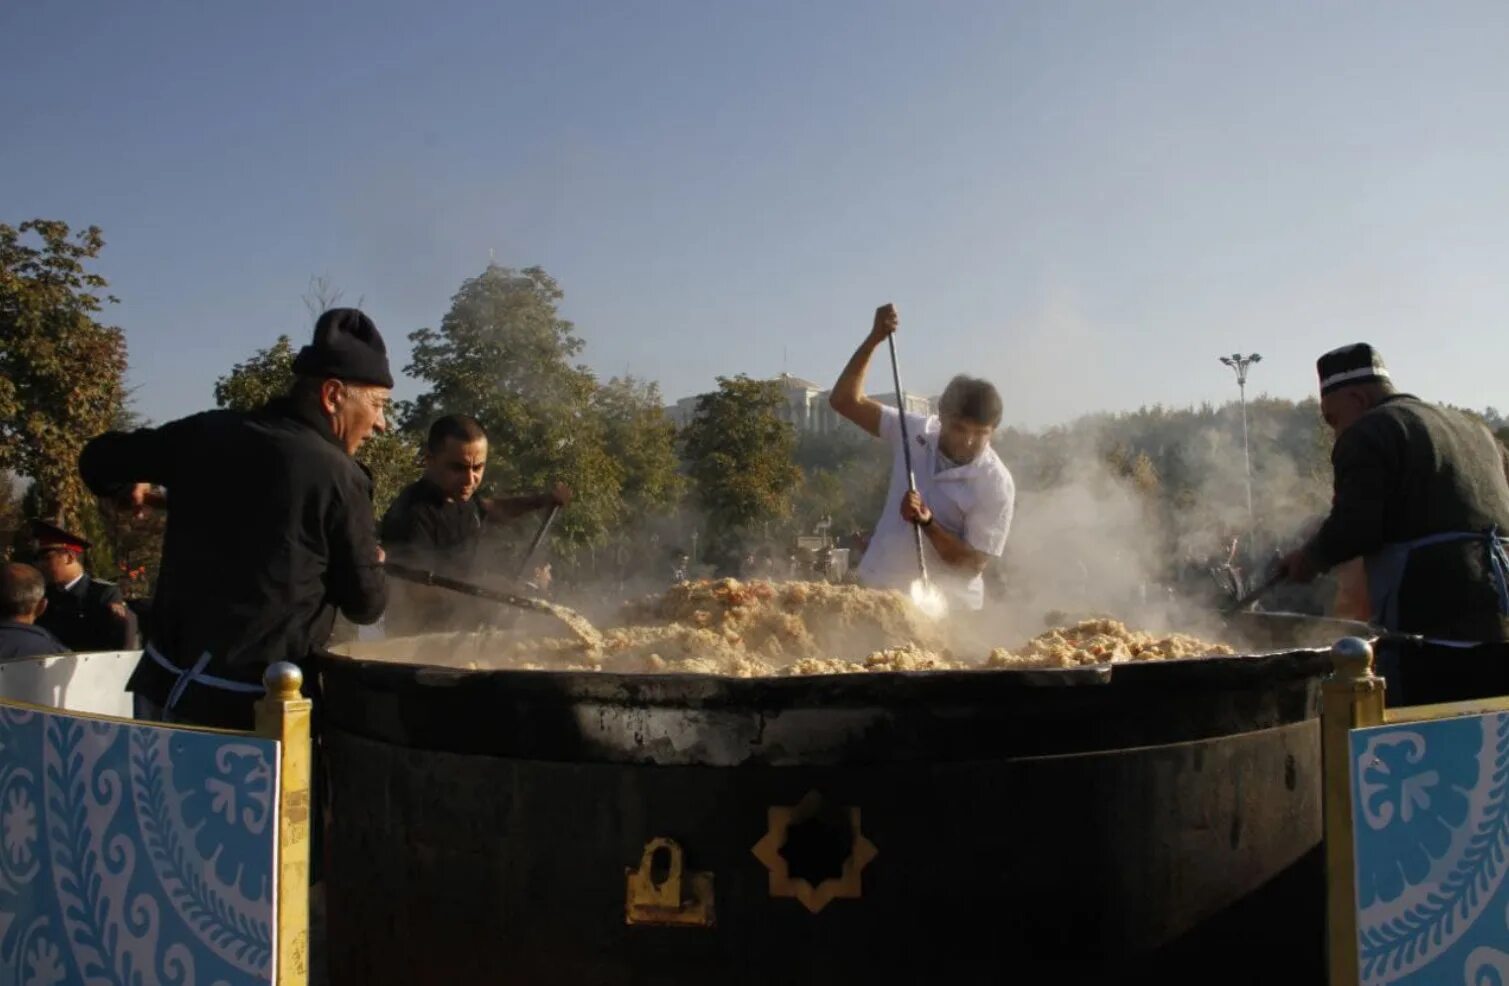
[1278,343,1509,642]
[0,562,67,663]
[28,519,137,652]
[380,414,569,635]
[79,308,391,729]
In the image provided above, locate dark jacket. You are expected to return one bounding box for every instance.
[379,477,487,634]
[379,477,486,573]
[0,620,67,664]
[38,574,136,652]
[79,398,387,727]
[1306,394,1509,641]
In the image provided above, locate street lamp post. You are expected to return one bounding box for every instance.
[1219,353,1262,544]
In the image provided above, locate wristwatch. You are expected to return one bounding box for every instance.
[920,513,934,528]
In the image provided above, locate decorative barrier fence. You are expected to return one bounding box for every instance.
[1325,638,1509,986]
[0,660,310,986]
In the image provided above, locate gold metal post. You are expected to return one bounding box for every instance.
[256,661,313,986]
[1323,637,1385,986]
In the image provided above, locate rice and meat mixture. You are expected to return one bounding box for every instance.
[372,579,1233,676]
[985,618,1236,670]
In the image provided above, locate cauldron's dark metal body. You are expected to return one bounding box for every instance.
[318,622,1340,985]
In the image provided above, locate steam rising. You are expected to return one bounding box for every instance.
[371,396,1336,666]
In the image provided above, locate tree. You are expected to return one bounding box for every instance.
[0,220,128,527]
[0,472,26,559]
[356,430,422,517]
[681,375,801,569]
[406,264,625,550]
[593,376,684,515]
[214,335,297,411]
[303,273,361,316]
[214,334,420,515]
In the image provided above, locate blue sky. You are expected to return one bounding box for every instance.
[4,0,1507,429]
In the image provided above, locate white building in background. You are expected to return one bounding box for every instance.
[666,373,934,433]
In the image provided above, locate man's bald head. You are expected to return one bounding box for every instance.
[1,563,47,623]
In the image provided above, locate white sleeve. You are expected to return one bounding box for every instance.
[877,406,930,448]
[965,471,1016,558]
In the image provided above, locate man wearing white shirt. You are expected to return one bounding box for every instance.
[828,304,1016,610]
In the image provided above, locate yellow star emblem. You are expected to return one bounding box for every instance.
[750,790,878,914]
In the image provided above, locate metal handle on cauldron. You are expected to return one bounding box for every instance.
[885,332,930,586]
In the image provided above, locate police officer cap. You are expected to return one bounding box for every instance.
[291,308,395,389]
[27,519,90,553]
[1317,343,1390,396]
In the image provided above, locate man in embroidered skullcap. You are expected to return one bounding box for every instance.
[78,308,391,729]
[1276,343,1509,643]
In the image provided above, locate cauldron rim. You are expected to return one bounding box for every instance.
[316,641,1339,707]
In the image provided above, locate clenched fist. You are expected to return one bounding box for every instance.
[869,303,898,344]
[900,490,932,526]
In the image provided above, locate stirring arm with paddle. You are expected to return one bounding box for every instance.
[383,559,601,647]
[1222,570,1284,614]
[883,328,947,618]
[495,503,562,631]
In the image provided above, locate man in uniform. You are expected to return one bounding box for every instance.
[380,413,570,634]
[28,519,137,652]
[0,562,67,663]
[79,308,391,729]
[828,303,1016,612]
[1277,343,1509,642]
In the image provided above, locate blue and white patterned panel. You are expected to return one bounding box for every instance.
[0,704,279,986]
[1351,712,1509,985]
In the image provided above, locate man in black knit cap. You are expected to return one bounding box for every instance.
[79,308,391,729]
[1276,343,1509,643]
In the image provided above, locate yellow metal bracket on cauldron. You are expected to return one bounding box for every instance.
[625,838,715,927]
[751,790,878,914]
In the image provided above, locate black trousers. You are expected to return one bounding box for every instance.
[1378,638,1509,706]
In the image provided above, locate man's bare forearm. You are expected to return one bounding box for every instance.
[829,305,896,437]
[922,522,988,573]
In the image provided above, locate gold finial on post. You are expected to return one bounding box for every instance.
[263,661,305,702]
[1330,636,1376,683]
[256,661,313,986]
[1323,635,1385,986]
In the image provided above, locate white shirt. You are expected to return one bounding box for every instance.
[857,407,1016,610]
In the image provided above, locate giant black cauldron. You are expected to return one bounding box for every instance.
[316,615,1360,985]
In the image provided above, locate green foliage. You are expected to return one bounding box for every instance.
[681,375,802,566]
[0,220,128,528]
[405,265,684,553]
[357,430,422,517]
[594,375,685,515]
[0,473,24,557]
[788,428,889,537]
[213,335,296,411]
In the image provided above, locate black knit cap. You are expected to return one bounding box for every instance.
[1317,343,1389,396]
[291,308,394,388]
